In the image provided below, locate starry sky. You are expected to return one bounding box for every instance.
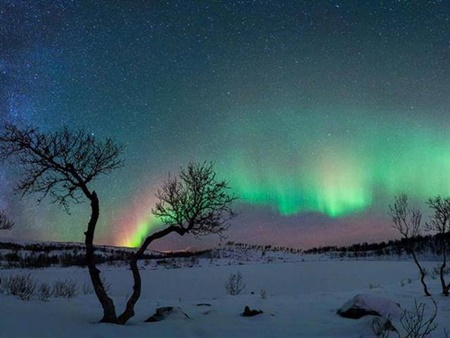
[1,0,450,250]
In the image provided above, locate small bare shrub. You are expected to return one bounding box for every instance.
[81,277,109,296]
[372,299,438,338]
[400,298,438,338]
[101,276,111,294]
[400,278,413,287]
[82,282,94,295]
[2,274,36,300]
[260,289,268,299]
[430,265,450,280]
[52,279,78,299]
[38,282,53,301]
[225,271,246,295]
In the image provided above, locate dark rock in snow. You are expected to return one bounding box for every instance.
[337,294,402,319]
[242,305,263,317]
[145,306,190,322]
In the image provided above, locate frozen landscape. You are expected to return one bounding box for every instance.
[0,243,448,338]
[2,1,450,337]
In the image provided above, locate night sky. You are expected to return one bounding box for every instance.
[1,0,450,250]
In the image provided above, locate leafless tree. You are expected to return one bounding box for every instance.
[0,209,14,230]
[0,123,124,323]
[426,196,450,296]
[117,161,237,324]
[389,194,431,296]
[0,126,237,324]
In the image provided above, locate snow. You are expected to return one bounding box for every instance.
[0,258,449,337]
[337,294,402,319]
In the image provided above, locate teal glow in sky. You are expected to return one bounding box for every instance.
[2,1,450,250]
[220,109,450,217]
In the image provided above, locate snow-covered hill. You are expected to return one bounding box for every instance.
[0,260,448,337]
[0,239,449,337]
[0,239,307,269]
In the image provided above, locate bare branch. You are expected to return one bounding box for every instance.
[400,298,438,338]
[0,123,125,323]
[389,194,422,239]
[118,161,238,324]
[152,161,238,238]
[425,196,450,234]
[0,123,125,210]
[0,209,14,230]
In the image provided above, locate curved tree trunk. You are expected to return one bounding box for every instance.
[83,195,185,325]
[117,256,140,324]
[117,225,184,324]
[85,191,119,323]
[410,249,431,297]
[439,240,449,296]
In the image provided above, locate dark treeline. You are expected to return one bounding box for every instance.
[5,234,448,269]
[0,241,215,269]
[304,233,450,258]
[0,241,148,268]
[0,240,304,269]
[223,241,303,254]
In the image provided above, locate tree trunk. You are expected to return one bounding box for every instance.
[85,191,119,323]
[117,256,140,324]
[410,249,431,297]
[117,225,184,324]
[439,240,449,296]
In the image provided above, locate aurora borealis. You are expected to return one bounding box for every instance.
[2,1,450,250]
[225,110,450,217]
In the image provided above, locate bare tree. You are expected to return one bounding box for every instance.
[389,194,431,296]
[0,209,14,230]
[426,196,450,296]
[0,123,124,322]
[0,127,237,324]
[117,161,237,324]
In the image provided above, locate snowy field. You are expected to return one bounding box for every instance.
[1,260,449,337]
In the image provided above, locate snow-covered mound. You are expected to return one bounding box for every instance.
[337,294,402,319]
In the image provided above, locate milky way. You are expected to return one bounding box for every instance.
[2,1,450,250]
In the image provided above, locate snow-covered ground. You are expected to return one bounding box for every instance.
[1,259,449,337]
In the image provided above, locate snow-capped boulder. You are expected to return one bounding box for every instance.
[337,294,402,319]
[145,306,190,322]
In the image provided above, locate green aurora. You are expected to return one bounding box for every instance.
[216,108,450,218]
[4,1,450,250]
[123,107,450,248]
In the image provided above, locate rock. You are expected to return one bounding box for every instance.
[145,306,190,322]
[337,294,402,319]
[242,305,263,317]
[371,316,398,335]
